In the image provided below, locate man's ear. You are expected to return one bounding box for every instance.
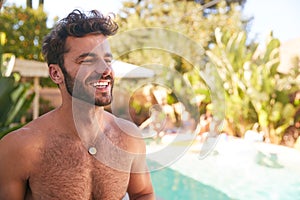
[49,64,64,84]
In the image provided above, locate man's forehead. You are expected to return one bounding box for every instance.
[88,44,112,59]
[66,35,111,52]
[92,40,111,52]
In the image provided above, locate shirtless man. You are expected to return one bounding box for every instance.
[0,9,154,200]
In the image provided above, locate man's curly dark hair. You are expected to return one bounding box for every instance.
[42,9,118,68]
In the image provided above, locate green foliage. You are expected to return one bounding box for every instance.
[0,74,35,139]
[114,0,248,121]
[0,4,50,61]
[118,0,247,49]
[206,28,300,143]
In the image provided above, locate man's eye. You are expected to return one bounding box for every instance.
[105,59,112,65]
[80,59,93,64]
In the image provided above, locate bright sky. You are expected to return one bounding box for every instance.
[243,0,300,43]
[4,0,300,44]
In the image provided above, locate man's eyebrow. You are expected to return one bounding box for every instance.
[104,53,113,58]
[75,52,97,61]
[75,52,113,62]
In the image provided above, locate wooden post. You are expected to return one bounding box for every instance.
[33,76,40,119]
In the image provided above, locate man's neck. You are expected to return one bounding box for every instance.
[72,97,104,123]
[58,97,106,141]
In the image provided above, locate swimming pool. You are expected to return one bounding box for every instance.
[147,135,300,200]
[149,160,231,199]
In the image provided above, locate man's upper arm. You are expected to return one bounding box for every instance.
[0,133,29,199]
[127,139,155,199]
[116,117,155,199]
[127,170,155,200]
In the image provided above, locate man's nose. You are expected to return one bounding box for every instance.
[95,60,112,75]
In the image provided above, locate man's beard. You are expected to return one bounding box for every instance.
[63,70,113,107]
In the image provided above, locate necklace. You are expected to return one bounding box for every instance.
[88,131,99,155]
[86,120,104,155]
[88,146,97,155]
[87,132,99,155]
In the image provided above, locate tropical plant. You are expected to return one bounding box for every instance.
[0,4,49,61]
[206,28,300,143]
[112,0,249,124]
[0,74,35,139]
[0,3,50,139]
[0,25,35,139]
[117,0,248,51]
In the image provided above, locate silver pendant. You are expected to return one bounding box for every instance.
[88,147,97,155]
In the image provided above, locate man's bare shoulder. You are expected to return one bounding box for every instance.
[0,125,42,157]
[0,124,45,182]
[106,112,142,137]
[0,110,57,156]
[105,112,146,153]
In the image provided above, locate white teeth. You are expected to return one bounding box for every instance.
[93,81,109,87]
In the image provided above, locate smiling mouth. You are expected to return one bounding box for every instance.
[91,80,110,89]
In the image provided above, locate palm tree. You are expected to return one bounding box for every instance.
[39,0,44,9]
[26,0,44,9]
[0,0,3,9]
[26,0,32,8]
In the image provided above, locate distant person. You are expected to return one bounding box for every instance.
[0,9,154,199]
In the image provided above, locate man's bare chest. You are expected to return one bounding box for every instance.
[28,135,131,199]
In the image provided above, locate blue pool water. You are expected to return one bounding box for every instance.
[149,160,232,200]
